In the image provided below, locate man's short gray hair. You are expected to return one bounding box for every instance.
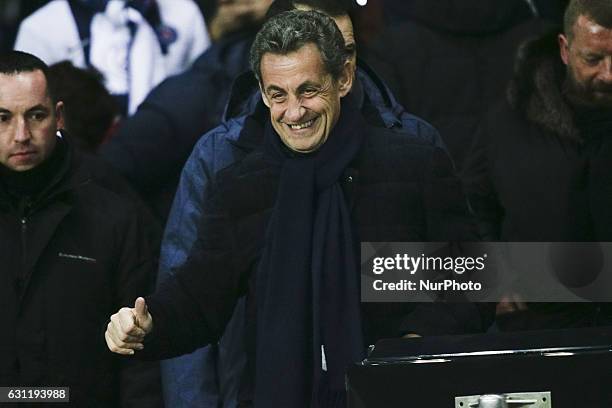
[249,10,348,84]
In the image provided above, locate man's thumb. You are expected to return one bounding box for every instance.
[134,297,148,321]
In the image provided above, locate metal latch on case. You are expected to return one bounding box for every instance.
[455,392,551,408]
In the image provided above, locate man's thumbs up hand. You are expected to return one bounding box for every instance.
[105,297,153,355]
[133,297,152,329]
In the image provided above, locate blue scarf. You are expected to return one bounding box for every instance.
[255,98,366,407]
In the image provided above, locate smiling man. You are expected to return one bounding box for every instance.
[0,51,163,407]
[258,42,351,152]
[105,10,483,407]
[152,1,450,407]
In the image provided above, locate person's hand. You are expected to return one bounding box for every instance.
[496,293,528,316]
[105,297,153,355]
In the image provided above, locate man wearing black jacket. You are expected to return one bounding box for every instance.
[0,51,163,407]
[462,0,612,329]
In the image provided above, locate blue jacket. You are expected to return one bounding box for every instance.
[158,61,445,407]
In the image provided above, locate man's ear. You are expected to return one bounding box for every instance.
[259,83,271,108]
[55,101,65,130]
[559,33,570,66]
[338,60,354,98]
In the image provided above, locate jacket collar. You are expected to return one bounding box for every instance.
[0,132,91,214]
[507,31,581,142]
[223,70,260,121]
[356,58,392,108]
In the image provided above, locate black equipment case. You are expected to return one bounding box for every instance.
[347,327,612,407]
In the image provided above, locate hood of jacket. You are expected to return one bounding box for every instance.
[401,0,534,35]
[507,30,581,142]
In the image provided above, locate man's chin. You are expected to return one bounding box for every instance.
[10,164,37,172]
[7,157,40,172]
[591,93,612,109]
[566,90,612,110]
[563,75,612,109]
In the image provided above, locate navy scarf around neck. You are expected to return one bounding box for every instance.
[255,97,366,407]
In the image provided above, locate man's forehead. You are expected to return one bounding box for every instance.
[0,71,51,107]
[260,44,330,89]
[574,15,612,44]
[0,70,49,93]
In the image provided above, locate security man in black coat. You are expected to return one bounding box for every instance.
[0,51,163,407]
[462,0,612,330]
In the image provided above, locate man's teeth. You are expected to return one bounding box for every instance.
[289,119,314,130]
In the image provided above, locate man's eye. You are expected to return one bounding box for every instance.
[271,94,286,102]
[302,89,317,97]
[0,115,9,123]
[29,112,47,121]
[584,56,601,65]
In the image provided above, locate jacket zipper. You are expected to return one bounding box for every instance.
[20,216,27,281]
[19,199,32,286]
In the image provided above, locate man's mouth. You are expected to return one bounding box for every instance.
[10,151,36,160]
[287,118,316,131]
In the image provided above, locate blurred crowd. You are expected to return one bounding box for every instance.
[1,0,569,164]
[1,0,569,218]
[3,0,612,406]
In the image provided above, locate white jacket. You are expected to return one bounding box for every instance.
[15,0,210,114]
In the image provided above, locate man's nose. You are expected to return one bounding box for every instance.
[13,117,31,143]
[599,57,612,83]
[284,98,305,123]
